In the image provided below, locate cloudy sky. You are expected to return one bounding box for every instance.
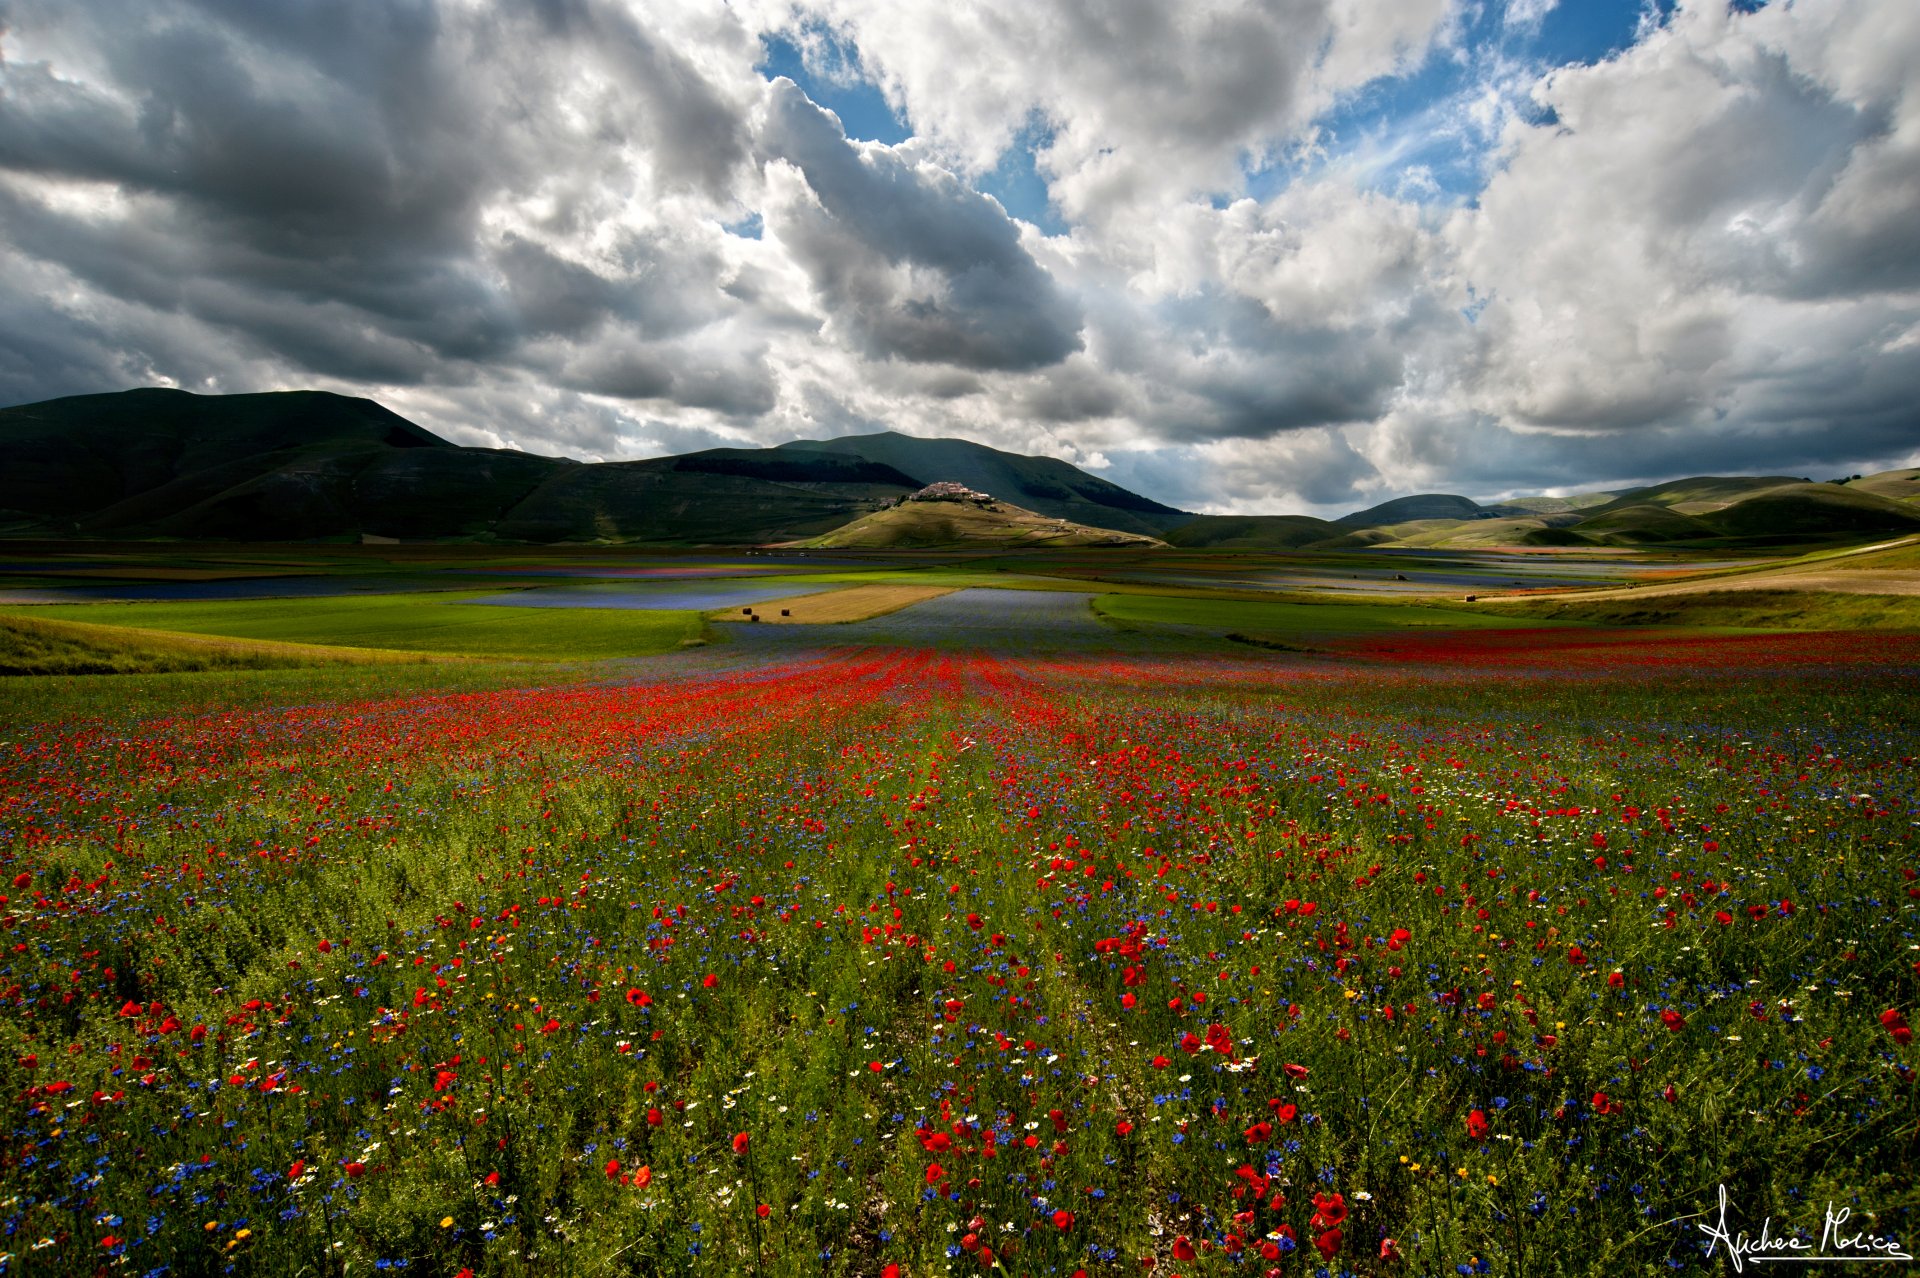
[1,0,1916,515]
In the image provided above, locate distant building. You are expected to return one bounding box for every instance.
[909,481,994,505]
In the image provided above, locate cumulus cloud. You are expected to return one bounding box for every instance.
[757,77,1082,371]
[0,0,1915,516]
[753,0,1450,221]
[1454,1,1920,441]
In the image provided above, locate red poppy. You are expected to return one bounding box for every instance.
[1311,1192,1347,1229]
[1660,1009,1686,1032]
[1882,1009,1912,1045]
[1244,1121,1272,1143]
[1052,1208,1075,1230]
[604,1158,621,1179]
[634,1165,652,1189]
[731,1131,751,1154]
[1466,1108,1489,1140]
[344,1162,366,1178]
[1315,1227,1343,1259]
[702,974,719,989]
[1172,1235,1196,1261]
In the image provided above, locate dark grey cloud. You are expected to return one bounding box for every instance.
[759,78,1082,371]
[0,0,763,410]
[1153,290,1409,439]
[0,0,1914,517]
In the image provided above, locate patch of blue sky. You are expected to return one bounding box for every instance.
[974,119,1069,236]
[758,30,909,145]
[1245,0,1677,208]
[759,28,1066,233]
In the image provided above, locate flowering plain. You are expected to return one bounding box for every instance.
[1,625,1917,1276]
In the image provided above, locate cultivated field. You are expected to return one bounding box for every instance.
[714,584,961,625]
[0,543,1916,1275]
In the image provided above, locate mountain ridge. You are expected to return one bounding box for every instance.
[3,388,1915,547]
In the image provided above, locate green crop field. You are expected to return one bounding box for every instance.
[1,543,1917,1278]
[24,593,707,660]
[2,627,1917,1278]
[1092,592,1575,633]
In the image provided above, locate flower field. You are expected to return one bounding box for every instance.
[1,632,1917,1276]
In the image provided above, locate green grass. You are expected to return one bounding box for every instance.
[2,644,1915,1275]
[1094,592,1581,633]
[1482,589,1920,631]
[24,592,707,659]
[0,611,435,677]
[0,659,572,732]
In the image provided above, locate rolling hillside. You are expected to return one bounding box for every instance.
[790,491,1165,549]
[1162,514,1341,549]
[0,389,1178,544]
[1321,470,1920,550]
[775,432,1189,536]
[4,386,1913,549]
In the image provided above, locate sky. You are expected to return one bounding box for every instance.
[0,0,1915,517]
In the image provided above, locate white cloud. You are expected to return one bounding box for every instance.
[0,0,1916,517]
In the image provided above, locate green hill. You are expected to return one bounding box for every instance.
[1570,503,1722,545]
[0,389,1184,544]
[1840,468,1920,503]
[1162,514,1340,549]
[1582,475,1809,517]
[791,493,1165,549]
[1493,492,1621,515]
[1697,483,1920,539]
[776,432,1188,536]
[1333,493,1491,527]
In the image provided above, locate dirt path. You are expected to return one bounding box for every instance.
[711,583,959,624]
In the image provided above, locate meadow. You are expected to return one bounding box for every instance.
[1,613,1916,1277]
[19,594,706,662]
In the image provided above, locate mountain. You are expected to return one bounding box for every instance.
[0,389,1178,544]
[1696,482,1920,539]
[775,432,1189,537]
[1317,473,1920,550]
[1832,468,1920,503]
[1583,476,1811,515]
[1334,493,1494,527]
[7,387,1914,549]
[1162,514,1340,549]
